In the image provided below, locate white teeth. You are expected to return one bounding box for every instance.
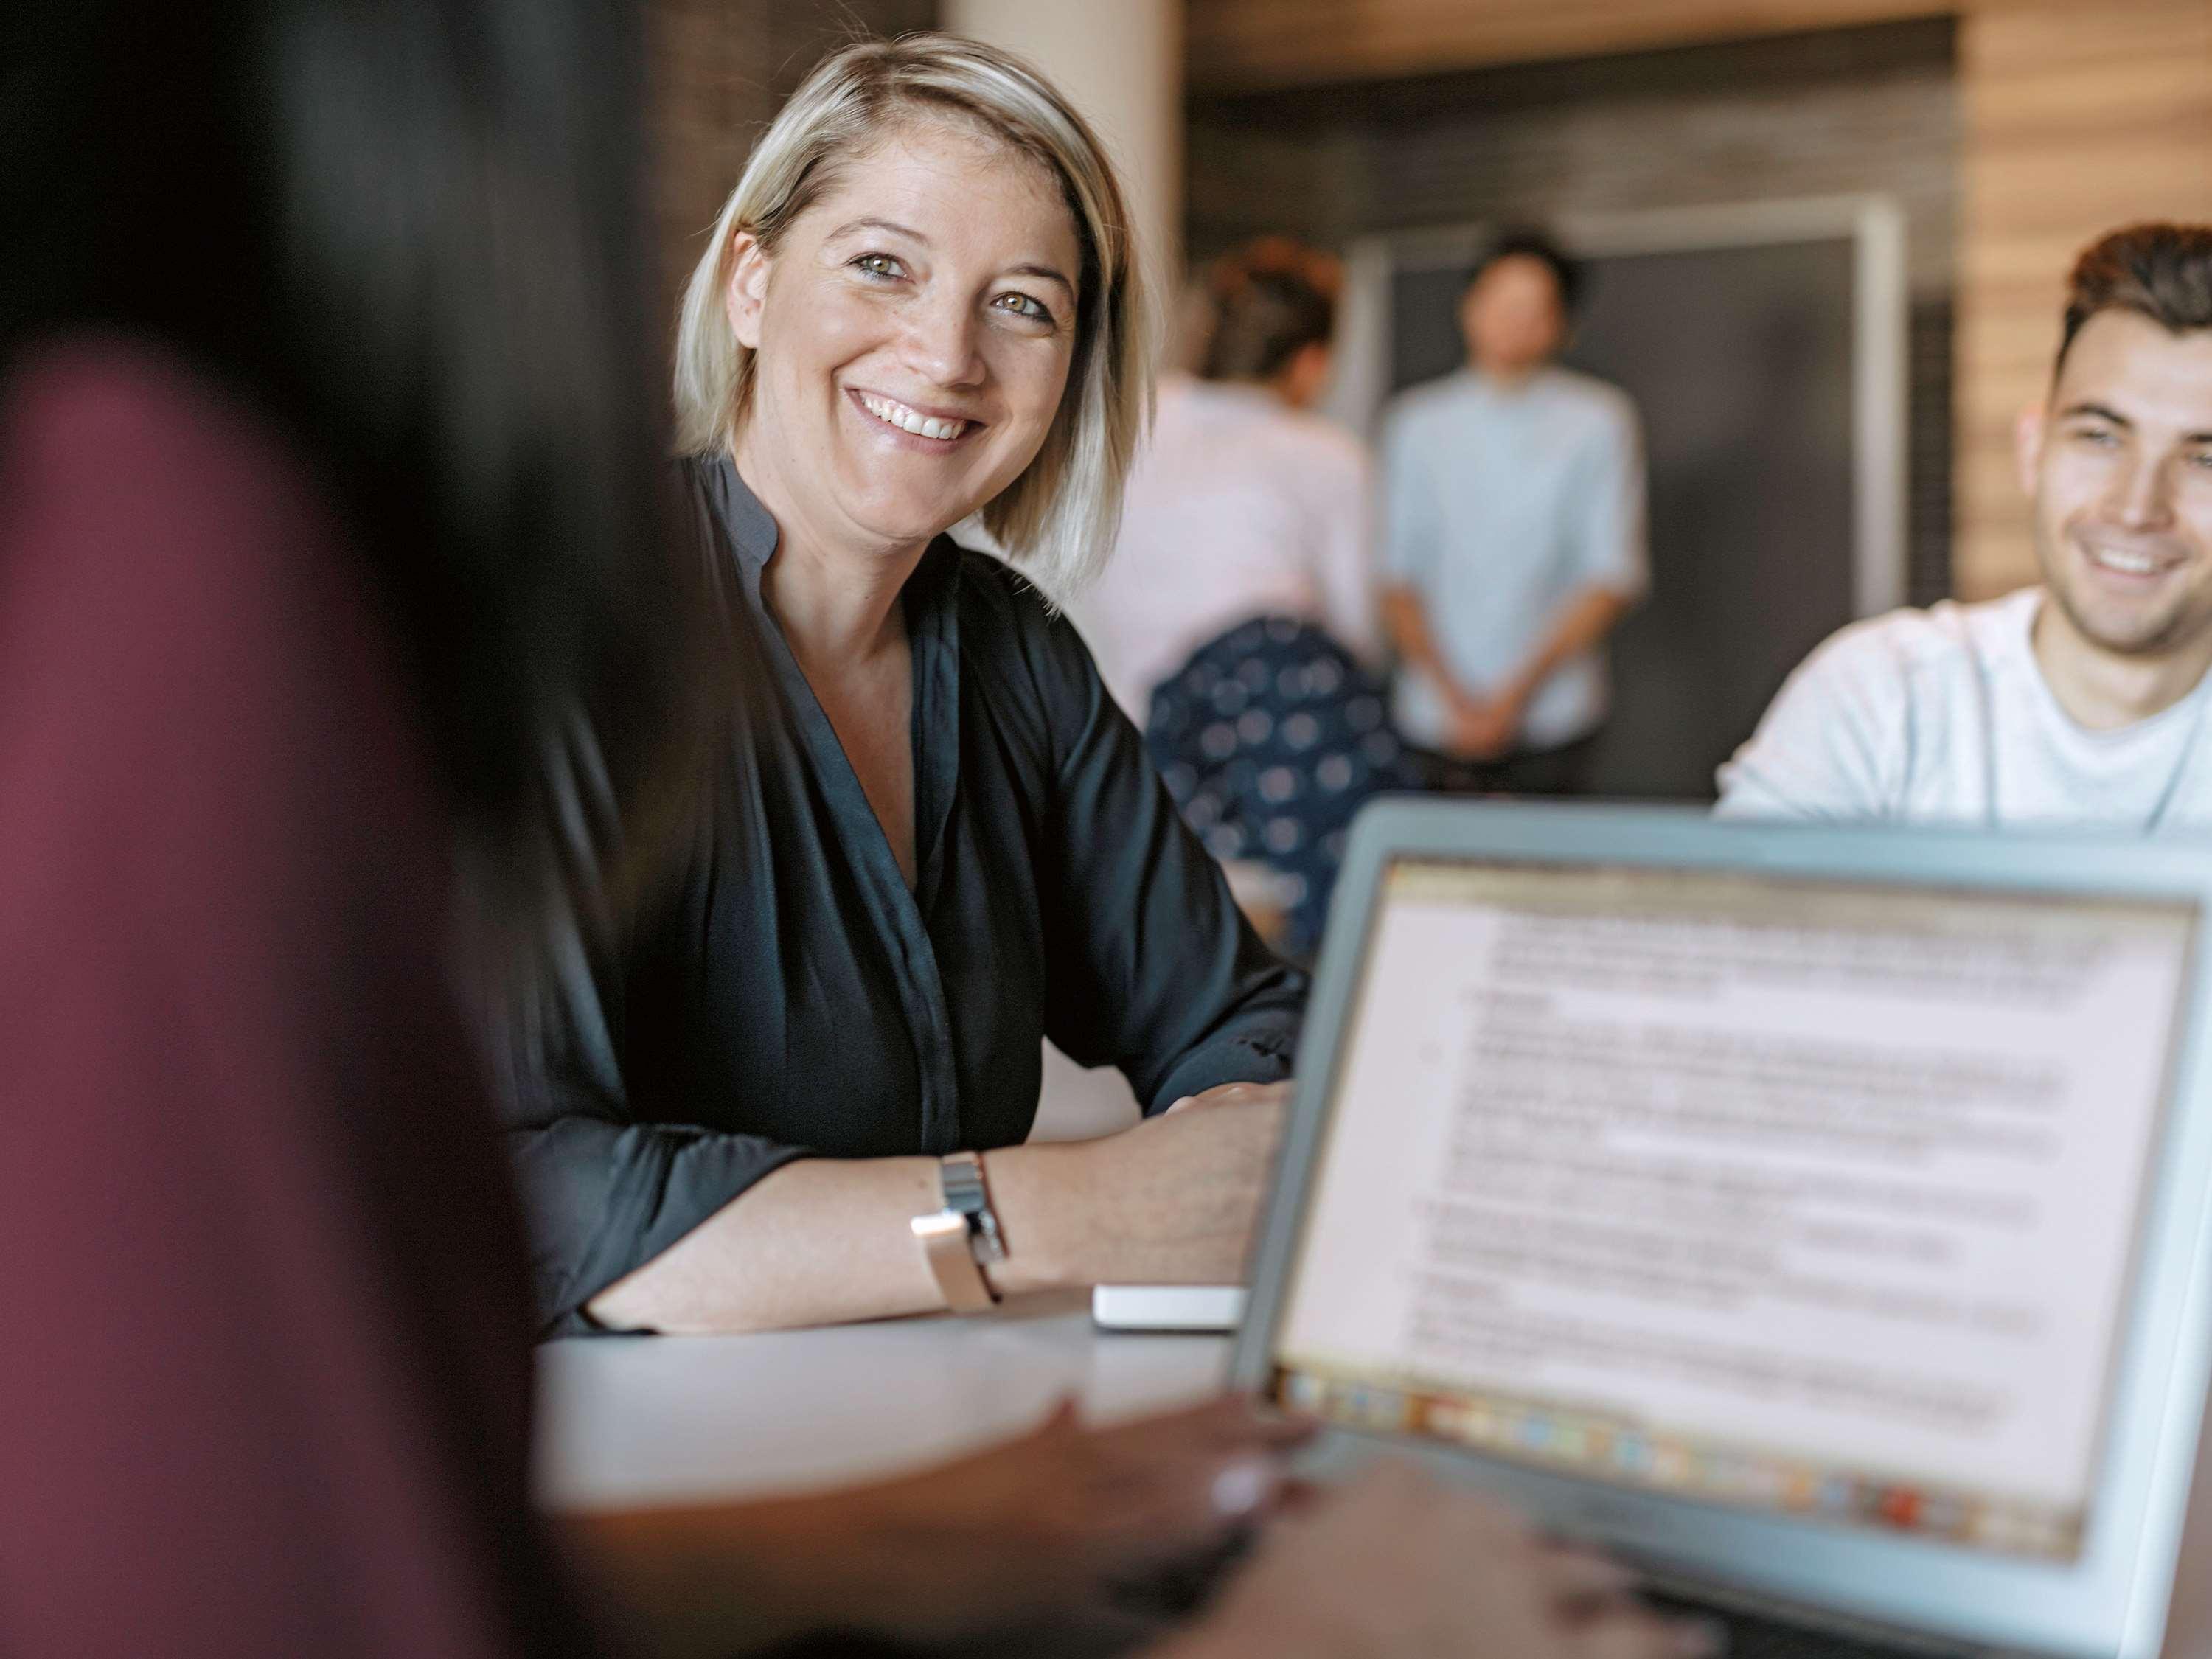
[2088,546,2166,576]
[858,392,967,442]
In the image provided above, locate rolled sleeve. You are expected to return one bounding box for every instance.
[495,723,813,1338]
[1573,400,1649,602]
[1022,609,1307,1114]
[1150,1025,1299,1112]
[501,1005,812,1336]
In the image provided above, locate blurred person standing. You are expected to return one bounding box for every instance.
[1719,223,2212,830]
[1082,241,1381,718]
[1,7,1714,1659]
[1081,240,1412,954]
[1381,230,1648,796]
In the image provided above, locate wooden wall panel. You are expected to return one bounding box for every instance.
[647,0,935,326]
[1187,0,1948,91]
[1186,0,2212,603]
[1189,21,1961,604]
[1955,0,2212,597]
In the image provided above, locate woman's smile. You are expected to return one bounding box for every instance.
[846,386,983,447]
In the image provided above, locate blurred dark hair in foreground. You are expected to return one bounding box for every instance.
[4,0,696,906]
[2060,222,2212,370]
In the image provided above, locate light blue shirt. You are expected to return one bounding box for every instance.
[1381,366,1647,751]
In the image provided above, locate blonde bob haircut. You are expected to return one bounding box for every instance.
[672,32,1152,595]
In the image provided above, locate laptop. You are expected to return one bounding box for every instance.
[1231,800,2212,1658]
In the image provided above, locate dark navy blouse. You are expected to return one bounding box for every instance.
[506,455,1306,1335]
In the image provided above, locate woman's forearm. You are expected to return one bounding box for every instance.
[584,1096,1279,1334]
[581,1140,1107,1333]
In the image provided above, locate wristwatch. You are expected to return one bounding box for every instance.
[911,1150,1006,1312]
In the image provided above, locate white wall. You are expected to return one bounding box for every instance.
[942,0,1183,296]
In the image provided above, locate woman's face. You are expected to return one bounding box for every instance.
[726,122,1084,554]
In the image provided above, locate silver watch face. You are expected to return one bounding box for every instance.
[940,1155,987,1215]
[941,1155,1006,1262]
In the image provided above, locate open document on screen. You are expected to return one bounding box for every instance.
[1268,860,2198,1562]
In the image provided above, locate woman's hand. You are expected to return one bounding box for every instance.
[1157,1458,1720,1659]
[573,1392,1312,1655]
[817,1391,1311,1640]
[1000,1082,1289,1287]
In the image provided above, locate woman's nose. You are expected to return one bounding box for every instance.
[900,295,984,389]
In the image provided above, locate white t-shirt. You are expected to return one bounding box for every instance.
[1717,587,2212,831]
[1072,375,1380,721]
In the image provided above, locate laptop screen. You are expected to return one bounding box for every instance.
[1265,858,2198,1563]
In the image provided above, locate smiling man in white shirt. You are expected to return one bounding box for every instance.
[1719,223,2212,831]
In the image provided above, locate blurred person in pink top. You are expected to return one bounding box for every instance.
[1079,241,1382,720]
[1078,242,1411,954]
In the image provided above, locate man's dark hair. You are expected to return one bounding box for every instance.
[7,0,700,905]
[2059,223,2212,372]
[1465,229,1584,319]
[1200,237,1341,384]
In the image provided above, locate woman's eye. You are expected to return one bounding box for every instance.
[852,254,903,281]
[994,291,1054,324]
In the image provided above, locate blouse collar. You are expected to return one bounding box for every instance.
[696,447,963,612]
[700,448,779,574]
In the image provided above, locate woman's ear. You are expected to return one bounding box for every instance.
[724,231,771,349]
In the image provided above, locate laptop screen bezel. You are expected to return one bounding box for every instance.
[1231,801,2212,1659]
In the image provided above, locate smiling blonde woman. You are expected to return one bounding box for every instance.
[672,32,1147,597]
[504,33,1309,1337]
